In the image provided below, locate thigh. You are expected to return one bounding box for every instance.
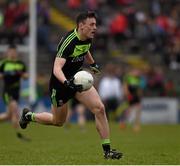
[3,90,19,105]
[75,86,103,112]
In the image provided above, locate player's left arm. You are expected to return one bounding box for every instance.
[85,51,101,74]
[0,73,3,79]
[22,72,28,79]
[21,62,28,79]
[85,51,95,64]
[0,60,5,79]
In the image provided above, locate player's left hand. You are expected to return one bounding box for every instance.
[64,78,83,92]
[90,63,101,74]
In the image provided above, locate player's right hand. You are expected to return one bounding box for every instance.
[64,78,83,92]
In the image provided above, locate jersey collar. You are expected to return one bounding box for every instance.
[74,28,81,40]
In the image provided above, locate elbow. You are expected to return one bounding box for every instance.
[53,66,59,77]
[23,73,28,79]
[53,67,56,76]
[53,66,63,83]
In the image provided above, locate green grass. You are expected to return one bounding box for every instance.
[0,122,180,165]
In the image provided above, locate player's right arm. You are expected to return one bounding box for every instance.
[0,73,3,79]
[53,57,67,84]
[54,34,71,83]
[54,35,72,84]
[123,82,129,97]
[0,60,5,79]
[53,54,82,92]
[123,75,133,101]
[54,31,82,92]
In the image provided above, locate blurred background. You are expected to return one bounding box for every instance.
[0,0,179,125]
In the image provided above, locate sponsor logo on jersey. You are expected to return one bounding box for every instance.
[71,56,84,62]
[72,44,91,57]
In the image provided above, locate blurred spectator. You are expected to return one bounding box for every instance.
[4,1,18,29]
[0,4,5,41]
[44,0,180,66]
[3,0,28,43]
[163,37,180,70]
[125,7,136,38]
[37,0,55,54]
[146,66,165,96]
[164,79,176,97]
[0,8,4,27]
[98,63,123,118]
[149,0,161,17]
[120,68,142,132]
[93,17,109,52]
[67,0,81,10]
[15,1,29,41]
[84,0,98,11]
[31,73,51,112]
[156,14,171,33]
[116,0,135,6]
[109,11,128,47]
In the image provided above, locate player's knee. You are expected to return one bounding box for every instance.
[9,100,18,108]
[94,103,105,115]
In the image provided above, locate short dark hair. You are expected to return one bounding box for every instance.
[76,11,97,25]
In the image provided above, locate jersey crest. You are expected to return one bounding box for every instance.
[71,44,91,57]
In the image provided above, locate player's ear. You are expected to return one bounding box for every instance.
[79,22,84,30]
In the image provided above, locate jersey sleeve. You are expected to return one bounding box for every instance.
[21,62,27,73]
[19,61,27,72]
[56,45,72,59]
[123,74,128,83]
[0,60,5,73]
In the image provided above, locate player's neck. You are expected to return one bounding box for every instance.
[76,29,88,41]
[7,57,17,61]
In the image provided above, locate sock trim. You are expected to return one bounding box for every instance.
[102,138,110,145]
[31,113,35,121]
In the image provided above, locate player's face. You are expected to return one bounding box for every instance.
[81,17,97,39]
[7,48,17,60]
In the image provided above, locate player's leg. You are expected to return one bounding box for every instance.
[52,104,68,126]
[76,86,109,139]
[132,103,141,132]
[64,101,73,128]
[126,94,141,132]
[8,100,19,128]
[20,103,68,128]
[76,103,86,130]
[20,85,70,128]
[75,86,122,159]
[0,93,11,122]
[0,112,10,121]
[4,95,30,140]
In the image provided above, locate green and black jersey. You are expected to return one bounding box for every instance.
[123,74,141,96]
[50,29,92,88]
[0,59,26,92]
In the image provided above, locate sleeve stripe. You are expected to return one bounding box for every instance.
[57,32,76,57]
[59,35,76,57]
[58,33,76,56]
[57,31,74,52]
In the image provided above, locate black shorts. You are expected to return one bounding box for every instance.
[3,90,20,104]
[49,82,76,107]
[127,94,140,106]
[70,98,80,108]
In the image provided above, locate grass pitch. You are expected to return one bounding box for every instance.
[0,122,180,165]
